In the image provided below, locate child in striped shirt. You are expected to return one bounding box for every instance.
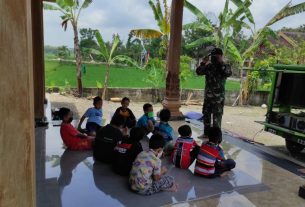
[195,127,235,177]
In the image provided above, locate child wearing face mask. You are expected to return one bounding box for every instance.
[129,134,177,195]
[113,97,136,128]
[59,107,94,151]
[136,103,156,134]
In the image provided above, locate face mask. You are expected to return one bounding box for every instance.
[148,112,154,118]
[68,117,73,123]
[157,150,163,158]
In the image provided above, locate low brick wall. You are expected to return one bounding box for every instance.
[46,87,269,106]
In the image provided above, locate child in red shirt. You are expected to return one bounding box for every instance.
[59,107,94,151]
[171,125,200,169]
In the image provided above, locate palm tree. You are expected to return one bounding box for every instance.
[44,0,93,96]
[243,1,305,59]
[185,0,305,105]
[91,31,139,100]
[184,0,255,65]
[131,0,170,57]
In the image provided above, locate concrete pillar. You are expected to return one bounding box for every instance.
[0,0,36,206]
[163,0,184,119]
[32,0,46,120]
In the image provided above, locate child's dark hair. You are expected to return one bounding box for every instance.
[208,127,222,143]
[121,97,130,103]
[110,115,125,127]
[130,127,145,142]
[143,103,153,112]
[178,125,192,137]
[159,109,171,122]
[149,134,165,149]
[93,96,102,105]
[58,107,71,120]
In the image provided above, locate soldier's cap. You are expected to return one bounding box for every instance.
[210,48,223,56]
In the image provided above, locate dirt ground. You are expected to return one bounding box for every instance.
[48,93,285,148]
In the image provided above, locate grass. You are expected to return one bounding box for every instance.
[45,60,241,90]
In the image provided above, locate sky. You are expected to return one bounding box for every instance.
[43,0,305,47]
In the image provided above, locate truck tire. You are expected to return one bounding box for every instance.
[285,139,304,154]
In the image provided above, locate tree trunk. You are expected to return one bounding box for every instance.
[239,60,253,106]
[163,35,169,81]
[102,64,110,100]
[72,23,83,96]
[238,67,244,106]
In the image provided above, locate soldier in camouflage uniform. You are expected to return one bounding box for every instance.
[196,48,232,138]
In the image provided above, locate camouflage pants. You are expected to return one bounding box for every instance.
[202,99,224,135]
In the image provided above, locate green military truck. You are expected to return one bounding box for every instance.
[258,64,305,154]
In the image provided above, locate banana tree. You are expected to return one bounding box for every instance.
[44,0,93,96]
[243,1,305,59]
[239,0,305,105]
[131,0,170,57]
[184,0,254,65]
[91,31,140,100]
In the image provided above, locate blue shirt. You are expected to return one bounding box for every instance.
[84,107,103,126]
[154,122,175,143]
[136,114,156,128]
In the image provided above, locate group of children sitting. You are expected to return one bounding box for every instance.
[58,96,236,196]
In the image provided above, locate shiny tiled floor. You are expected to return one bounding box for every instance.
[36,103,305,207]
